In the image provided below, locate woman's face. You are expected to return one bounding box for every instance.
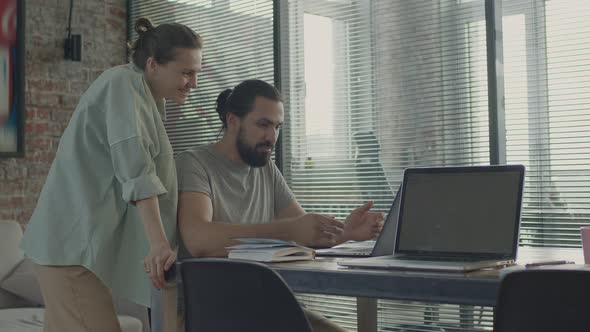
[146,47,202,105]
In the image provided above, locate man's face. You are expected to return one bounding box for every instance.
[234,97,284,167]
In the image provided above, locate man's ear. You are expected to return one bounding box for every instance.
[226,112,240,132]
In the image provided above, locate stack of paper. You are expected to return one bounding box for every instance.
[227,238,315,262]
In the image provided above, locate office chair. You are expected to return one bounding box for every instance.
[179,258,313,332]
[493,270,590,332]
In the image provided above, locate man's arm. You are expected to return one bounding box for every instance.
[274,200,306,220]
[274,200,351,247]
[179,192,291,257]
[275,200,385,246]
[270,163,382,247]
[178,192,343,257]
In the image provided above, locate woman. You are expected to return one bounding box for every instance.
[22,18,202,331]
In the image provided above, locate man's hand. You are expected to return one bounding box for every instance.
[287,213,344,247]
[342,201,385,241]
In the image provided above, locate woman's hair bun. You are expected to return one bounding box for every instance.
[135,17,154,34]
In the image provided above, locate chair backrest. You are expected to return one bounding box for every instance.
[493,270,590,332]
[179,258,313,332]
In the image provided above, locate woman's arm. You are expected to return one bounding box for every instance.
[135,196,176,289]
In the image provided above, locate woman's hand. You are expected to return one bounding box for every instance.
[135,196,176,289]
[144,242,176,289]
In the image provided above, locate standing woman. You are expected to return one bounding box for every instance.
[22,18,202,331]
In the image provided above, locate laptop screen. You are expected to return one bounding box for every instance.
[395,165,524,258]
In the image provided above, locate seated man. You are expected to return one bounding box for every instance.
[176,79,383,332]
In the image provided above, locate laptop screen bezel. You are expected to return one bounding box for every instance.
[394,165,525,260]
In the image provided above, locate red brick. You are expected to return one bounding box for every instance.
[26,122,50,136]
[27,92,62,107]
[26,137,52,151]
[26,165,51,179]
[108,5,126,19]
[28,79,68,93]
[0,196,24,209]
[0,209,17,222]
[48,122,65,137]
[3,163,26,181]
[0,181,24,194]
[25,62,50,80]
[106,17,125,32]
[26,108,52,121]
[24,151,56,164]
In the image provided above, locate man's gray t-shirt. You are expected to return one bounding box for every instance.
[175,144,296,227]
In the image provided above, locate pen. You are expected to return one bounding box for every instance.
[525,260,574,268]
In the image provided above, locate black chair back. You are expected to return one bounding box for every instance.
[179,258,313,332]
[494,270,590,332]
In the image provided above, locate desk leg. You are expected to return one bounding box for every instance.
[357,297,377,332]
[161,283,180,332]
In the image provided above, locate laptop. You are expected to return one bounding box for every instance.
[339,165,525,272]
[315,188,401,257]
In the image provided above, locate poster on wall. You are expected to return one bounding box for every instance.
[0,0,23,157]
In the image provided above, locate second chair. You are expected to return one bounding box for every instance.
[493,269,590,332]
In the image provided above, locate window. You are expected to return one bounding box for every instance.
[503,0,590,247]
[281,0,493,330]
[303,13,339,159]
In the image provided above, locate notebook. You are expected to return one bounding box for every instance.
[227,238,315,262]
[339,165,525,272]
[315,187,400,257]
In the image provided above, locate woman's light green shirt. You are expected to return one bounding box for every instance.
[22,63,177,307]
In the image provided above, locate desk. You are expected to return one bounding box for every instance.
[272,247,583,306]
[156,247,585,332]
[270,247,585,331]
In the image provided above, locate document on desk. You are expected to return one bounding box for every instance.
[227,238,315,262]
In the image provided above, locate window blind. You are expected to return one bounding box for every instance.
[281,0,490,221]
[128,0,275,153]
[282,0,493,330]
[503,0,590,247]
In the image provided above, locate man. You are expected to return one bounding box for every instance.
[176,79,383,331]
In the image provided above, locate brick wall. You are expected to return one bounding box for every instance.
[0,0,127,227]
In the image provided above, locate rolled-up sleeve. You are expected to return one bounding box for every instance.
[104,71,166,202]
[110,136,167,202]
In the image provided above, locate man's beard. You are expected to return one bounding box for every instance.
[236,129,273,167]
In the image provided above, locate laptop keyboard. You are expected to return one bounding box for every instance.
[397,255,485,262]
